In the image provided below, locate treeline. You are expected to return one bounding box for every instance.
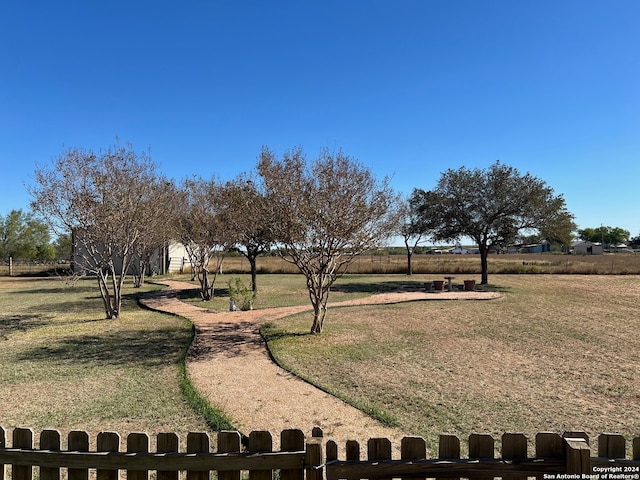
[0,209,71,262]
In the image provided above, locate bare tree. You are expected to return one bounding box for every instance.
[258,146,398,334]
[131,180,180,287]
[175,177,235,301]
[29,143,169,318]
[222,173,273,293]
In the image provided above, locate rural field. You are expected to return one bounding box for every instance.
[259,272,640,454]
[1,254,639,456]
[220,251,640,275]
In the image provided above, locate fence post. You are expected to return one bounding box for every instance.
[305,437,323,480]
[565,437,591,476]
[9,257,12,277]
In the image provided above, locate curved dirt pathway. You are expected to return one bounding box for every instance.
[140,279,501,450]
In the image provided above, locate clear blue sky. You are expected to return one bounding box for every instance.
[1,1,638,240]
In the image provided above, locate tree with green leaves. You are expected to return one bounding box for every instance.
[396,196,429,275]
[29,143,172,319]
[0,209,55,261]
[258,146,398,333]
[577,226,630,246]
[411,161,575,285]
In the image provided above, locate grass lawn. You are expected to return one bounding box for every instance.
[262,274,640,453]
[3,270,639,456]
[0,276,209,438]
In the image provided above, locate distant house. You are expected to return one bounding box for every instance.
[572,241,604,255]
[72,229,189,275]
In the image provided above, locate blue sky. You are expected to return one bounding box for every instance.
[1,1,638,240]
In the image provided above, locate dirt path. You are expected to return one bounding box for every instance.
[140,279,501,450]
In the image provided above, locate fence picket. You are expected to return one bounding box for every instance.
[217,431,241,480]
[187,432,210,480]
[468,433,494,480]
[598,434,625,458]
[157,433,179,480]
[280,429,304,480]
[535,433,564,480]
[502,433,527,480]
[368,438,392,480]
[248,431,272,480]
[12,428,33,480]
[401,437,426,480]
[39,430,61,480]
[345,440,360,461]
[96,432,120,480]
[127,433,149,480]
[68,431,89,480]
[438,434,460,480]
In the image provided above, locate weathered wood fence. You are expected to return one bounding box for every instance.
[1,427,640,480]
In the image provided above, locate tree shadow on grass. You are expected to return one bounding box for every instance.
[0,313,53,340]
[176,287,230,301]
[9,285,98,296]
[14,327,186,367]
[332,279,430,294]
[0,314,109,340]
[474,283,513,293]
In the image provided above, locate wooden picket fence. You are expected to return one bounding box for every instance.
[1,427,640,480]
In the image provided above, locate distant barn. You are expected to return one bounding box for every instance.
[572,241,604,255]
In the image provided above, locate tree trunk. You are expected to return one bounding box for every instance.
[200,268,214,300]
[479,244,489,284]
[97,267,121,319]
[310,302,327,333]
[404,239,413,275]
[249,255,258,293]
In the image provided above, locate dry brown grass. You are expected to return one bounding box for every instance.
[265,274,640,454]
[219,252,640,275]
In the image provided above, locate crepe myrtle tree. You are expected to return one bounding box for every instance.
[411,160,575,285]
[175,176,236,301]
[29,143,172,319]
[258,146,399,334]
[222,173,273,293]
